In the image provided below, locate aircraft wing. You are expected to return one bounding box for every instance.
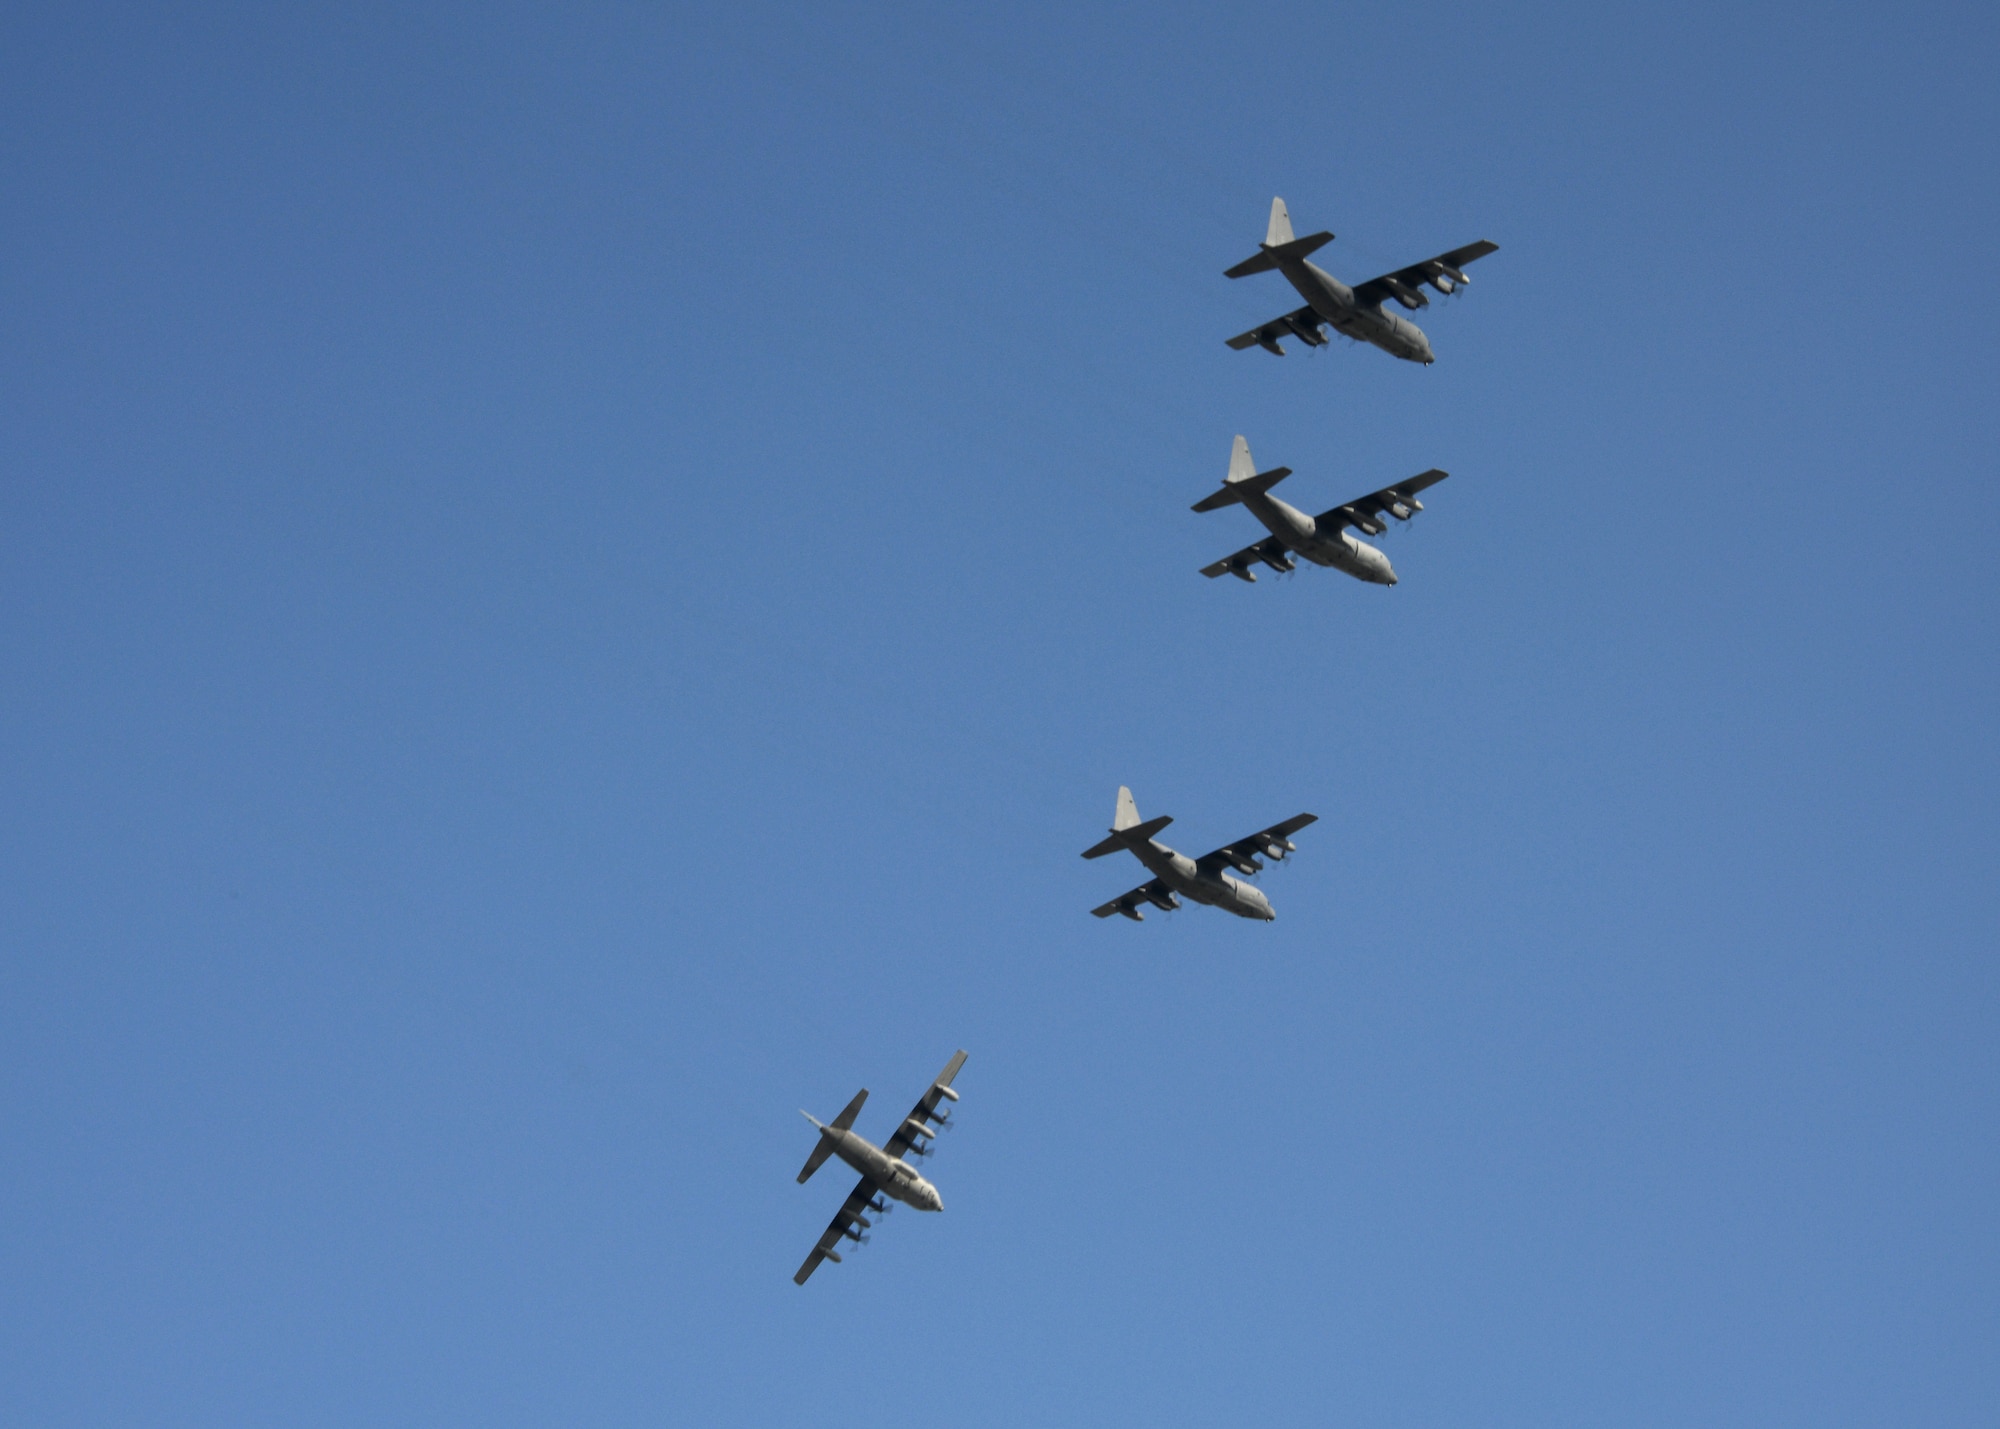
[1200,536,1296,583]
[1352,240,1498,309]
[879,1050,968,1161]
[1196,813,1318,874]
[1316,468,1450,537]
[1225,304,1327,356]
[1091,878,1176,920]
[795,1175,881,1285]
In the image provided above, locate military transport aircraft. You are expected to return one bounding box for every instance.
[1084,787,1316,922]
[1195,435,1449,587]
[1225,197,1497,364]
[794,1050,967,1286]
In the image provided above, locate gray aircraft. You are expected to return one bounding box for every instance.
[794,1050,967,1285]
[1084,787,1316,922]
[1225,197,1497,364]
[1195,435,1449,586]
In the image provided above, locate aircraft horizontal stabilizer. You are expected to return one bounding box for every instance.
[1192,465,1292,512]
[1082,813,1172,859]
[831,1088,868,1132]
[797,1132,836,1184]
[1223,231,1334,279]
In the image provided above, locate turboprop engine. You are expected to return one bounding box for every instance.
[1146,887,1182,912]
[1381,276,1428,310]
[1285,313,1328,345]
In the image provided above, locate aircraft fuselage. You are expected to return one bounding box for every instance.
[1284,258,1435,364]
[1238,490,1398,585]
[815,1124,943,1211]
[1130,838,1275,921]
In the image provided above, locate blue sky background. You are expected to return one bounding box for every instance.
[3,3,1996,1425]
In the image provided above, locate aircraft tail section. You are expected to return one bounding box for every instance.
[797,1088,867,1183]
[797,1114,836,1183]
[830,1088,867,1132]
[1224,196,1335,278]
[1266,196,1295,247]
[1192,436,1293,512]
[1083,788,1175,858]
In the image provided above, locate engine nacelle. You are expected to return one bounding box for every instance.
[902,1118,934,1141]
[1260,837,1295,859]
[1285,314,1328,346]
[1387,501,1413,520]
[1437,263,1469,286]
[933,1084,959,1102]
[1382,277,1428,310]
[1229,855,1262,875]
[1146,887,1181,912]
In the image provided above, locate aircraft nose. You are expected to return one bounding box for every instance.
[1385,569,1398,586]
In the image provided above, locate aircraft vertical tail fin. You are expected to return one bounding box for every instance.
[1224,197,1336,278]
[1084,788,1174,858]
[1227,435,1254,484]
[1265,196,1295,248]
[1192,437,1293,512]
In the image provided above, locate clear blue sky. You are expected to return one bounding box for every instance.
[3,3,1996,1426]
